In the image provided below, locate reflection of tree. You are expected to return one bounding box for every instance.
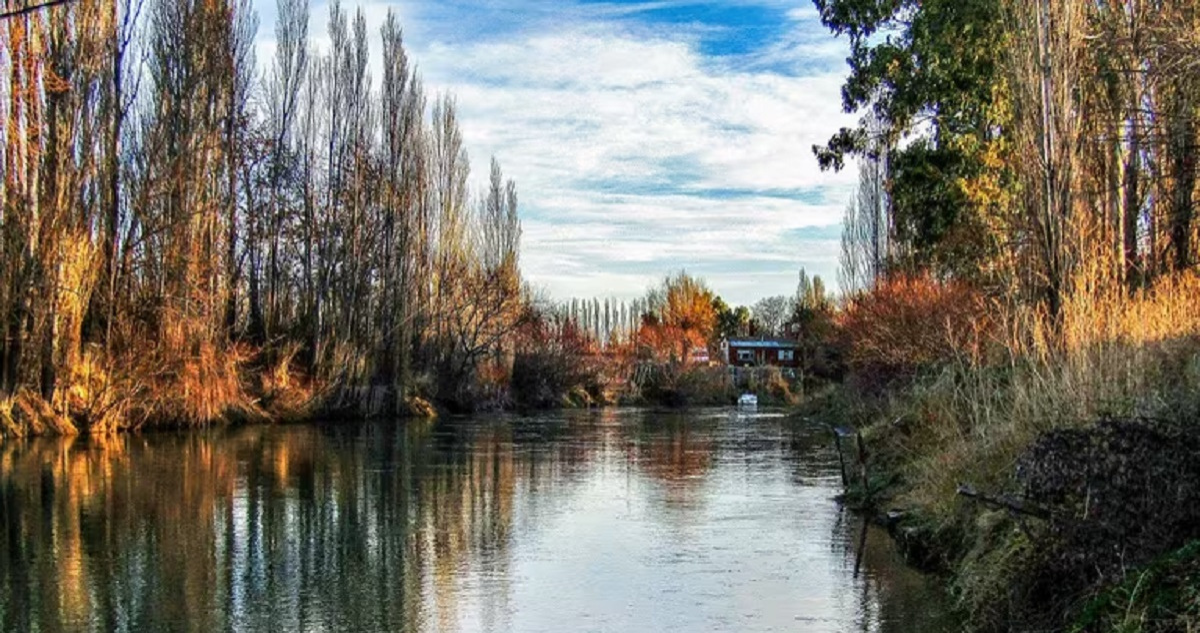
[637,423,713,482]
[841,518,960,633]
[0,421,541,632]
[634,416,716,514]
[420,424,517,630]
[0,414,957,632]
[781,422,847,484]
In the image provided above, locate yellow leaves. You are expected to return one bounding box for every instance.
[663,276,717,336]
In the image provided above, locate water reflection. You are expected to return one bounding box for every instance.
[0,409,957,632]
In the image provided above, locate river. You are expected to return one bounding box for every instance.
[0,408,958,632]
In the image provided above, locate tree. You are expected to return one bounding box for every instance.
[838,122,889,294]
[794,269,830,314]
[751,296,790,337]
[1003,0,1087,318]
[0,0,536,425]
[790,269,835,378]
[860,118,890,277]
[821,0,1200,330]
[254,0,308,342]
[816,0,1015,281]
[639,272,717,363]
[713,297,750,341]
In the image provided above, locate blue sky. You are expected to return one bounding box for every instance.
[253,0,856,306]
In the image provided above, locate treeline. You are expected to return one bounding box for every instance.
[824,0,1200,309]
[745,270,831,337]
[547,269,833,361]
[507,270,838,409]
[0,0,523,432]
[556,297,645,348]
[816,1,1200,629]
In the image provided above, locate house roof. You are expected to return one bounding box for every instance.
[724,336,798,349]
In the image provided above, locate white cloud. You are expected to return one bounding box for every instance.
[786,5,822,22]
[253,0,856,304]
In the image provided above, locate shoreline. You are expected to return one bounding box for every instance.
[805,374,1200,632]
[0,362,803,439]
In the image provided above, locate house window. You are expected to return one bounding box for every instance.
[737,349,754,362]
[778,349,795,361]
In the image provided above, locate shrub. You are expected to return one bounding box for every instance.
[510,348,592,409]
[839,274,991,387]
[633,363,732,407]
[510,315,605,410]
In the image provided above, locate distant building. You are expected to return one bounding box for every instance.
[688,346,711,365]
[720,336,800,368]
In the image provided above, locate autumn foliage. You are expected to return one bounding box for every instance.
[0,0,525,433]
[509,305,607,409]
[636,272,718,363]
[838,274,991,384]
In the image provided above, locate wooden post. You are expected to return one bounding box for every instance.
[834,433,849,488]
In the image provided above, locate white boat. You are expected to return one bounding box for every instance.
[737,393,758,408]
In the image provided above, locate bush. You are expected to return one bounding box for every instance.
[1072,540,1200,633]
[510,346,605,410]
[676,365,735,405]
[512,349,580,409]
[1013,418,1200,622]
[634,363,732,407]
[839,274,991,387]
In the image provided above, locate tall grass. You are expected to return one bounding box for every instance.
[881,272,1200,519]
[845,271,1200,627]
[1,332,318,437]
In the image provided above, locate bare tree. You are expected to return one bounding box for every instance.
[1006,0,1086,319]
[752,295,790,337]
[838,114,889,295]
[0,0,533,424]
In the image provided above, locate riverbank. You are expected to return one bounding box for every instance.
[811,272,1200,632]
[0,346,440,438]
[0,346,798,438]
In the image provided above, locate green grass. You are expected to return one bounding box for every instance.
[1071,540,1200,633]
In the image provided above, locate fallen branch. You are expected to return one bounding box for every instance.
[957,483,1052,521]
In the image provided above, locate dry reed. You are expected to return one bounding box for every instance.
[883,270,1200,523]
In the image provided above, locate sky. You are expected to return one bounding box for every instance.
[252,0,857,307]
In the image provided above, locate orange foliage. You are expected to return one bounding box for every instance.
[839,274,992,381]
[637,272,717,362]
[661,274,718,338]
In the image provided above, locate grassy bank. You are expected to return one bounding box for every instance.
[815,272,1200,631]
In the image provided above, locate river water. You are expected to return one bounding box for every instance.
[1,408,958,632]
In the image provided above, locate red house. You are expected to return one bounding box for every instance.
[720,336,800,368]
